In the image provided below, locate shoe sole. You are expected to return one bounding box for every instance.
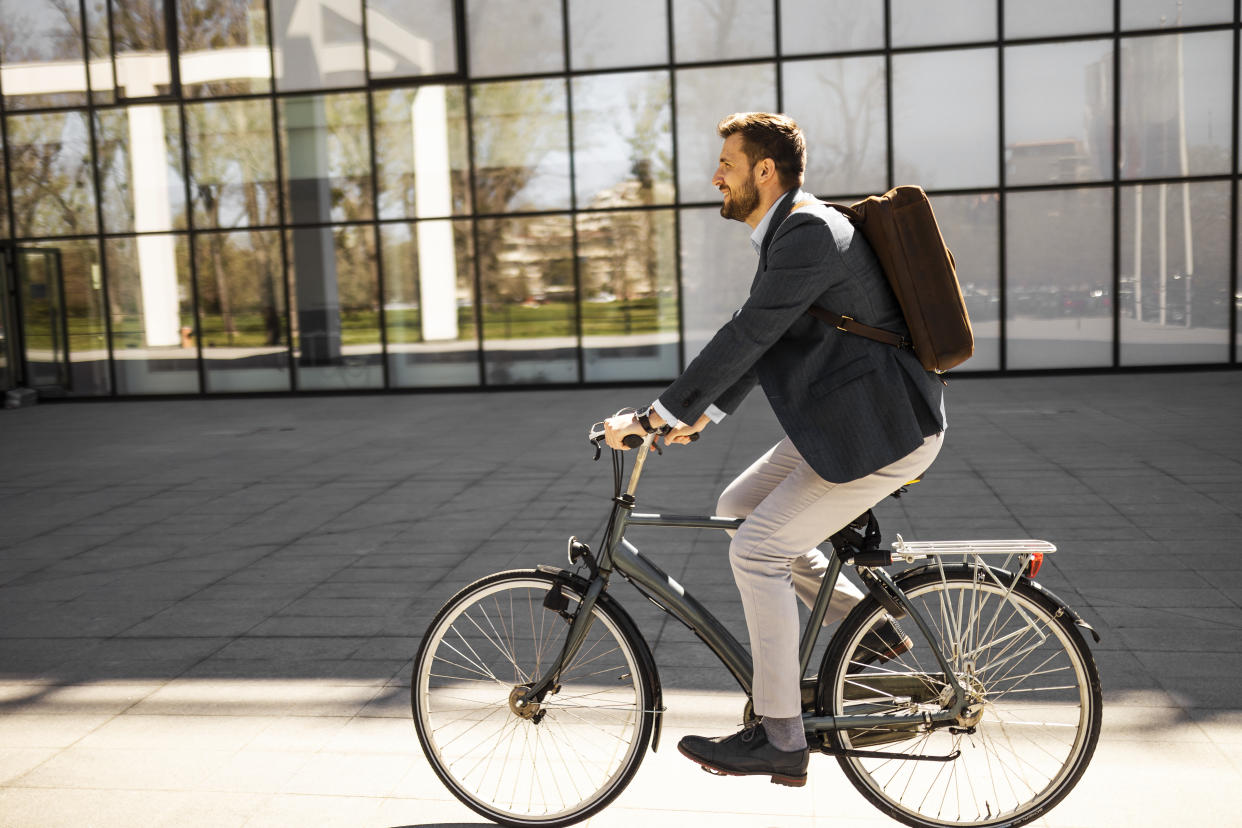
[676,743,808,788]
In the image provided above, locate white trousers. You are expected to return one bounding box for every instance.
[716,432,944,719]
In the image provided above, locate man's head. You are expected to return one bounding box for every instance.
[712,112,806,226]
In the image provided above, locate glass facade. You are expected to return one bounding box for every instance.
[0,0,1237,398]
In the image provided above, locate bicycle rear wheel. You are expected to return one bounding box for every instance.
[412,570,654,827]
[818,565,1101,828]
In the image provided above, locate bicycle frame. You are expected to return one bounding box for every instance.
[522,433,972,735]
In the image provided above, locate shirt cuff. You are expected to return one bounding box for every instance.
[704,404,728,424]
[651,399,684,429]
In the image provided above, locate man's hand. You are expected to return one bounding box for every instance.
[665,413,710,446]
[604,411,646,450]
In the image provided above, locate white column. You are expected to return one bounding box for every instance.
[413,86,458,341]
[128,104,181,347]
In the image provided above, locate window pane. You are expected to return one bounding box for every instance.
[1005,40,1113,185]
[279,93,373,225]
[381,220,479,387]
[112,0,172,99]
[178,0,272,97]
[374,85,471,220]
[1120,32,1233,179]
[185,99,279,229]
[673,0,774,63]
[0,0,88,109]
[569,0,667,70]
[890,0,995,47]
[271,0,365,91]
[288,225,382,390]
[471,80,571,214]
[6,111,98,237]
[96,105,187,234]
[197,229,290,393]
[579,210,679,382]
[678,207,755,361]
[467,0,563,77]
[1005,0,1112,38]
[781,0,883,55]
[572,71,674,209]
[892,49,998,190]
[1122,0,1233,29]
[783,57,887,196]
[1120,181,1231,364]
[85,0,114,104]
[366,0,457,79]
[478,215,577,384]
[1005,188,1113,369]
[675,64,777,204]
[931,193,1000,371]
[106,234,198,394]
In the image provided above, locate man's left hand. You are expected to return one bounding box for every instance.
[604,411,646,450]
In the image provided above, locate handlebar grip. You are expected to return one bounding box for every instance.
[688,432,700,442]
[622,434,644,449]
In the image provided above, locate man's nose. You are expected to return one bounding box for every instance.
[712,167,725,187]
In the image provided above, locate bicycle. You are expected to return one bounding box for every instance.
[411,426,1102,828]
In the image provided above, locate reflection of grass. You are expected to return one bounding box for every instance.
[57,298,679,351]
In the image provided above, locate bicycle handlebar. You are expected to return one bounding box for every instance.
[621,431,699,448]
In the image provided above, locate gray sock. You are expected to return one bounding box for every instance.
[761,714,807,752]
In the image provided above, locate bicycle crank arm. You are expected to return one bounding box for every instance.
[817,745,962,763]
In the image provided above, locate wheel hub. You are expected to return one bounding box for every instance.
[509,686,542,720]
[953,667,988,728]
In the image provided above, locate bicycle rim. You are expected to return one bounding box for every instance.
[822,570,1101,828]
[413,571,652,827]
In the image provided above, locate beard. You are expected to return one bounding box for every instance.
[719,175,760,222]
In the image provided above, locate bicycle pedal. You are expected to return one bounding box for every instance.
[700,765,728,776]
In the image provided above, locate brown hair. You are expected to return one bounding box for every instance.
[716,112,806,189]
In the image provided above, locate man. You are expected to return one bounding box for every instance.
[603,112,946,787]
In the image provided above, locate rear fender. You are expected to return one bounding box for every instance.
[895,562,1100,644]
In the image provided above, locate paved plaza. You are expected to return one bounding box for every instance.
[2,370,1241,827]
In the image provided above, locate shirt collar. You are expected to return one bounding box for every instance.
[749,188,802,254]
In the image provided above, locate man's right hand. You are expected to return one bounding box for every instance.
[665,414,710,446]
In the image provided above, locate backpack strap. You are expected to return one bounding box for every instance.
[806,305,911,350]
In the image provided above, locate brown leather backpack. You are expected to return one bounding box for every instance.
[805,185,974,374]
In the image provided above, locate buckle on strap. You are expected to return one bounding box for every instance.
[836,314,854,332]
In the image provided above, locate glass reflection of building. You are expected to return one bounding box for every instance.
[0,0,1237,398]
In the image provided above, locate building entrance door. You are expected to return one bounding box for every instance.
[2,244,71,392]
[0,247,16,391]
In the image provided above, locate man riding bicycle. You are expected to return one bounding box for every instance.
[602,112,947,787]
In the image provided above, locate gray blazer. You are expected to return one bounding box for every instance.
[659,190,946,484]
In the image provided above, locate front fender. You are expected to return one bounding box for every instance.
[537,565,667,750]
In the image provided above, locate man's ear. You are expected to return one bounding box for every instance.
[755,158,776,182]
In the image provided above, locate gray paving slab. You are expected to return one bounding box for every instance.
[0,370,1240,826]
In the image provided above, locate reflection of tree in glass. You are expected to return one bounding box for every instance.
[471,81,567,307]
[6,113,96,238]
[185,99,281,344]
[177,0,269,96]
[808,61,884,195]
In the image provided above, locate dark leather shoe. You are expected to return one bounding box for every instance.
[677,723,809,787]
[850,618,913,667]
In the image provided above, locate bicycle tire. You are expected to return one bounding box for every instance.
[412,570,655,827]
[817,565,1102,828]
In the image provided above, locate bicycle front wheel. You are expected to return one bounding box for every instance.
[818,566,1102,828]
[412,570,654,827]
